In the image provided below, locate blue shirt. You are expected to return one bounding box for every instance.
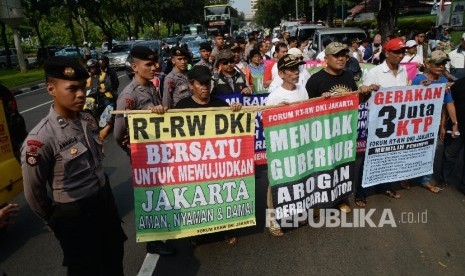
[248,63,265,75]
[411,74,452,104]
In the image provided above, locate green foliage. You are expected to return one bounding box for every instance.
[0,68,44,89]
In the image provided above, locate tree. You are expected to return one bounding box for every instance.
[377,0,398,40]
[254,0,288,28]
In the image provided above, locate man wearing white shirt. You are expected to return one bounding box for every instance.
[268,48,310,92]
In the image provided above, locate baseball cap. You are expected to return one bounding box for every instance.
[277,54,305,70]
[288,48,303,56]
[383,38,406,51]
[325,42,349,55]
[405,40,417,48]
[216,49,234,61]
[272,38,280,43]
[187,66,212,83]
[44,56,88,81]
[428,50,450,64]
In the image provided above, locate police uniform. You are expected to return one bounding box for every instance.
[20,56,126,275]
[162,46,191,108]
[114,46,161,153]
[113,46,177,256]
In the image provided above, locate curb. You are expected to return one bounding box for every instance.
[12,82,46,96]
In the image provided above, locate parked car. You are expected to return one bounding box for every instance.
[125,40,163,78]
[312,27,367,53]
[54,46,98,59]
[0,48,28,68]
[186,40,206,64]
[106,41,137,69]
[36,45,64,64]
[101,40,119,53]
[180,34,206,45]
[163,36,181,48]
[296,24,327,42]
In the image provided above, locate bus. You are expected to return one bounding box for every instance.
[204,4,239,36]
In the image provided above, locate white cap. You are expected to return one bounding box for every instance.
[405,40,417,48]
[272,38,280,43]
[288,47,303,56]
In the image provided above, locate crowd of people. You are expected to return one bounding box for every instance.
[14,26,465,274]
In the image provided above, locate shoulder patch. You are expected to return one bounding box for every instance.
[26,152,39,166]
[125,98,135,110]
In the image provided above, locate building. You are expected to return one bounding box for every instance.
[250,0,258,15]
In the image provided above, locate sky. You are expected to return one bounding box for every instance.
[231,0,251,14]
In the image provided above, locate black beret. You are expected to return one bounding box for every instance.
[44,56,88,81]
[213,30,225,38]
[171,46,190,57]
[130,46,158,61]
[187,66,212,83]
[199,42,212,51]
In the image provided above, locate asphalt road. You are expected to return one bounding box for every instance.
[2,71,465,276]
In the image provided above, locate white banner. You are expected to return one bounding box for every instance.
[362,84,445,187]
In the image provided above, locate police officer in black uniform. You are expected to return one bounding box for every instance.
[21,56,126,275]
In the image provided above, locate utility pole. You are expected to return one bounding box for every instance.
[342,0,345,27]
[296,0,298,20]
[310,0,315,22]
[0,0,26,73]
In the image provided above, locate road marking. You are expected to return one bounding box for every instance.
[20,100,53,114]
[15,86,46,97]
[137,253,160,276]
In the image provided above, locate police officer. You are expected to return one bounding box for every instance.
[162,46,191,108]
[195,42,213,72]
[113,46,176,256]
[21,56,126,275]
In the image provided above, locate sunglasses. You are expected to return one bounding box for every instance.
[220,59,235,65]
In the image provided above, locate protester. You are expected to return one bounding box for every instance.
[414,31,431,62]
[263,42,288,89]
[315,39,333,62]
[248,48,265,75]
[268,48,310,92]
[401,40,424,71]
[403,50,458,193]
[113,46,175,256]
[363,34,383,64]
[358,38,370,61]
[350,39,363,61]
[231,44,253,89]
[441,75,465,193]
[162,46,191,108]
[211,49,251,96]
[359,38,409,204]
[342,40,362,82]
[257,40,271,60]
[265,54,308,236]
[21,56,126,274]
[448,33,465,79]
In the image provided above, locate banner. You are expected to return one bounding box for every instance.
[214,93,269,165]
[362,84,445,187]
[252,74,267,94]
[263,94,359,220]
[128,110,257,241]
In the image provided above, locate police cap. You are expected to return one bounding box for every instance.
[199,42,212,52]
[44,56,88,81]
[187,66,212,83]
[171,46,190,57]
[130,46,158,61]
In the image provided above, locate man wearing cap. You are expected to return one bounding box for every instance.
[305,42,359,213]
[113,46,176,256]
[268,48,311,92]
[407,50,458,193]
[401,40,423,68]
[306,42,358,98]
[21,56,126,275]
[414,31,431,63]
[265,54,309,236]
[231,44,253,89]
[448,33,465,80]
[195,42,213,72]
[212,49,251,95]
[162,46,191,108]
[356,38,409,205]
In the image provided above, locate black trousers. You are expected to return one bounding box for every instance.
[49,182,127,276]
